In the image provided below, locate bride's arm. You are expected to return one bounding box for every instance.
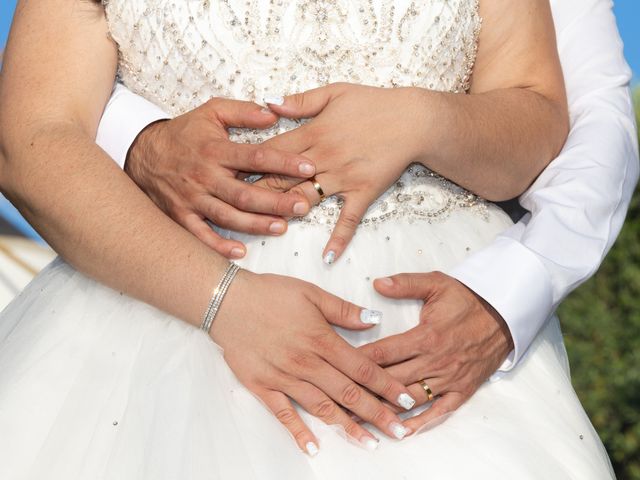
[0,0,418,451]
[261,0,568,260]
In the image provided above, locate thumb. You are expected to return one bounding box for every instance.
[311,288,383,331]
[264,84,340,119]
[205,97,279,129]
[373,273,437,300]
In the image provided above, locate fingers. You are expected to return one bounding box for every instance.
[358,328,425,366]
[281,378,379,450]
[194,195,292,237]
[382,377,444,414]
[225,143,316,178]
[259,388,320,456]
[205,97,279,129]
[304,358,412,440]
[312,290,381,331]
[265,84,345,119]
[324,337,420,414]
[322,197,368,265]
[181,212,247,259]
[213,177,311,217]
[373,272,439,301]
[403,392,465,435]
[261,126,312,154]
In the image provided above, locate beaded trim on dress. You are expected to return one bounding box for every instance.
[103,0,489,228]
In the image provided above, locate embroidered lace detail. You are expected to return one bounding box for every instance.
[104,0,488,228]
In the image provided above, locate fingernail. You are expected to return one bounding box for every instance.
[230,247,245,259]
[305,441,319,457]
[378,277,394,287]
[323,250,336,265]
[390,422,408,440]
[263,95,285,106]
[269,222,286,234]
[360,309,382,325]
[397,393,416,411]
[293,202,308,215]
[298,162,315,175]
[361,437,379,451]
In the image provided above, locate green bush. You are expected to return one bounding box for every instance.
[560,87,640,479]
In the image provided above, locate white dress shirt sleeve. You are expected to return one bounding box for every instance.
[95,83,170,169]
[448,0,639,371]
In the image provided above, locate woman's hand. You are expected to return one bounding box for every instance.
[126,98,317,259]
[212,271,418,454]
[257,83,427,264]
[358,272,513,434]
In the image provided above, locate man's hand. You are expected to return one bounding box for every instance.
[359,272,513,433]
[126,98,316,259]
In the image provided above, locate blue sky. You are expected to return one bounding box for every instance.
[1,0,639,80]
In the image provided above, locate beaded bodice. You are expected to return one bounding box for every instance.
[104,0,488,228]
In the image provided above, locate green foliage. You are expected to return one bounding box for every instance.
[559,88,640,479]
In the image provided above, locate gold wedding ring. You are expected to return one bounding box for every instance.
[419,379,434,402]
[311,176,326,202]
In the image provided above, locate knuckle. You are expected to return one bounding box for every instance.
[354,361,375,385]
[234,188,253,209]
[340,211,361,229]
[340,383,363,407]
[370,405,390,425]
[275,407,298,426]
[314,399,338,419]
[343,421,361,438]
[249,148,267,170]
[370,346,387,364]
[285,351,314,372]
[378,380,395,399]
[309,331,335,354]
[339,300,356,322]
[213,206,231,225]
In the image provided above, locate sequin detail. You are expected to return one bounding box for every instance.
[103,0,488,228]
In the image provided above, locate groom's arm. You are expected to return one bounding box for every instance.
[448,0,639,372]
[96,83,169,169]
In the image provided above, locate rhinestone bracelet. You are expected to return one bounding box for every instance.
[200,262,241,334]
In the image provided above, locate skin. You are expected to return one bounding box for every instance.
[125,0,567,436]
[0,0,418,455]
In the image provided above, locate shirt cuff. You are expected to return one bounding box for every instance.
[95,84,170,169]
[446,236,554,374]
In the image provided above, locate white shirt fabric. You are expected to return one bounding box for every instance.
[95,0,639,372]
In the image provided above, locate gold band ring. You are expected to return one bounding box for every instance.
[311,176,326,202]
[419,379,434,402]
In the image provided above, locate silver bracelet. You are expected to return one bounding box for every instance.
[200,262,241,334]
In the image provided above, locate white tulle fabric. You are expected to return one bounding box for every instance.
[0,1,615,479]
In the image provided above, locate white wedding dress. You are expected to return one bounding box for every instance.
[0,1,616,479]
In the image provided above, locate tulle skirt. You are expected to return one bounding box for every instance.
[0,203,615,479]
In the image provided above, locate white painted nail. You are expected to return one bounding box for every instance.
[390,422,408,440]
[263,95,285,106]
[306,441,319,457]
[323,250,336,265]
[360,309,382,325]
[361,437,379,451]
[397,393,416,410]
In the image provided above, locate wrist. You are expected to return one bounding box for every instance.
[124,119,169,180]
[404,87,446,167]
